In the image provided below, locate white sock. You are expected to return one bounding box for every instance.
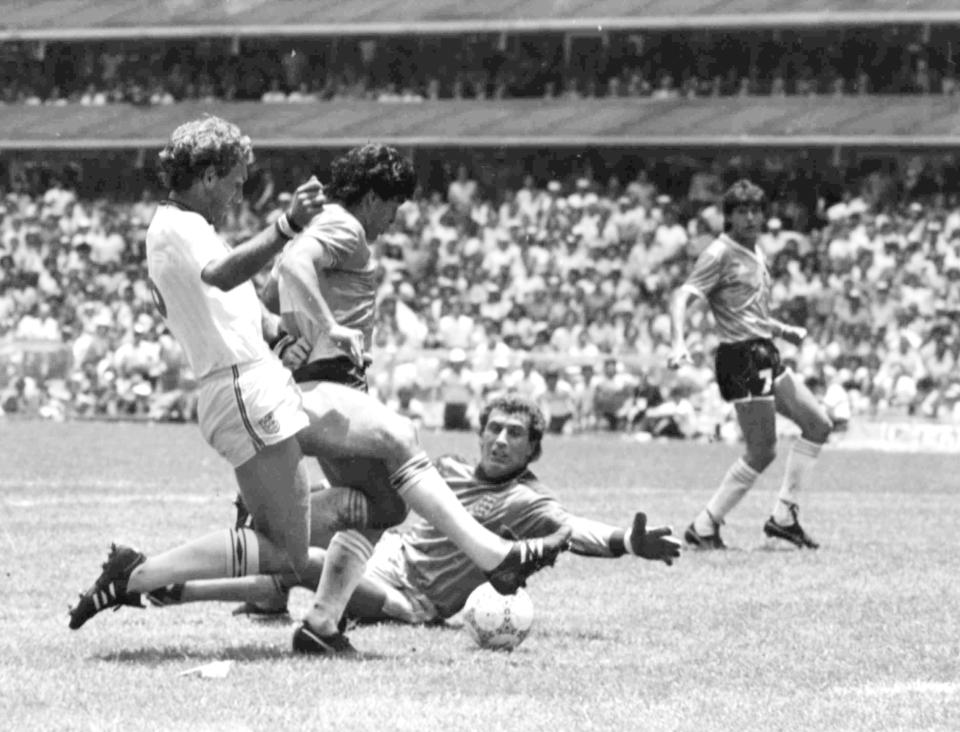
[128,528,260,593]
[695,458,760,534]
[391,452,508,571]
[772,438,822,523]
[305,530,373,635]
[224,528,260,577]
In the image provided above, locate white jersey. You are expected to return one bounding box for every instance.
[146,202,270,380]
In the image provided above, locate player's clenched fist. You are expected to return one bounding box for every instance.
[778,324,807,346]
[288,176,326,229]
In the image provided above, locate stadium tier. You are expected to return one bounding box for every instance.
[1,0,960,35]
[2,97,960,148]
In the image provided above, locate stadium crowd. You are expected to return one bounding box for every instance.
[4,155,960,439]
[1,25,958,105]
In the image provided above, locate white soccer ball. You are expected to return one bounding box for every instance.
[462,582,534,651]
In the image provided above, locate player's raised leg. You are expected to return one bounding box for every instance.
[765,371,832,548]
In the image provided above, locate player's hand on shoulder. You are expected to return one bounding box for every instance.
[630,512,682,565]
[667,344,692,370]
[288,175,326,229]
[329,323,365,366]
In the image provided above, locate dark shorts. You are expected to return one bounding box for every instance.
[715,338,784,402]
[293,355,371,392]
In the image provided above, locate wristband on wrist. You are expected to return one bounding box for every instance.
[608,529,628,557]
[267,329,289,350]
[275,213,303,239]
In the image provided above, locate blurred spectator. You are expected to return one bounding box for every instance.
[592,357,639,430]
[437,348,475,430]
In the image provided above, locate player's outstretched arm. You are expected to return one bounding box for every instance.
[202,177,324,291]
[562,512,681,565]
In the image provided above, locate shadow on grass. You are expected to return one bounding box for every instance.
[94,644,393,664]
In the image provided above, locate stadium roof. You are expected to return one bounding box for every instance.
[2,0,960,38]
[2,98,959,149]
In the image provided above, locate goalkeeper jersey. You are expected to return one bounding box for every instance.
[400,454,619,618]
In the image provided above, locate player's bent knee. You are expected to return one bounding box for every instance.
[745,445,776,472]
[808,414,833,444]
[367,493,410,529]
[376,414,420,465]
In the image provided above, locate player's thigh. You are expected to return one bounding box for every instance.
[318,456,408,530]
[774,370,832,441]
[234,435,311,569]
[734,397,778,459]
[296,380,416,469]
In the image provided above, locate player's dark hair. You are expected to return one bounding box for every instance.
[326,143,417,207]
[157,116,253,193]
[721,179,767,226]
[478,394,545,463]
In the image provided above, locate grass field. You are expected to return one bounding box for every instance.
[1,420,958,731]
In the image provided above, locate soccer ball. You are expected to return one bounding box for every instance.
[462,582,534,651]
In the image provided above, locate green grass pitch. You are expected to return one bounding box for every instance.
[1,421,958,731]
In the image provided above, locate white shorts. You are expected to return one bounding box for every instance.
[364,532,439,625]
[198,358,309,468]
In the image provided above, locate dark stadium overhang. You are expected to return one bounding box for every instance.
[1,0,960,37]
[1,98,959,149]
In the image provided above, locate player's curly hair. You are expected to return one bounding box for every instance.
[157,116,253,193]
[478,394,545,464]
[326,143,417,207]
[721,179,767,218]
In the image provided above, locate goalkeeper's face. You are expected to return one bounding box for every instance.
[479,409,535,480]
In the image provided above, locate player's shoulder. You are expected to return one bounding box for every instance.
[435,454,476,481]
[702,235,734,260]
[304,203,365,242]
[146,205,209,249]
[511,469,558,500]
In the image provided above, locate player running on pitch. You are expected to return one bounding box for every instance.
[142,394,682,625]
[668,179,831,550]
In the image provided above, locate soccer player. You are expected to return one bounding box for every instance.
[668,180,831,550]
[67,116,328,638]
[68,119,571,656]
[144,394,683,625]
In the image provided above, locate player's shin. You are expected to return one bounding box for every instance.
[303,530,374,635]
[149,575,286,605]
[390,452,509,571]
[772,437,822,523]
[127,528,264,593]
[696,458,759,534]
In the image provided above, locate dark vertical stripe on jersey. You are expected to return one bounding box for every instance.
[232,365,265,452]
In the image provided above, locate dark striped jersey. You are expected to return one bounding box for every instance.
[400,454,624,618]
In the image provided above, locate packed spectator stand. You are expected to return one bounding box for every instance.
[4,0,960,439]
[4,154,960,437]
